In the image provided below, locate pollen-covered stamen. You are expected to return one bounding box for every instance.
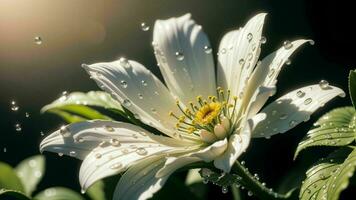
[169,88,240,143]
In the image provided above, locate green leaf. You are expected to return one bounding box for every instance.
[0,189,31,200]
[86,181,106,200]
[300,146,356,200]
[295,107,356,158]
[41,91,125,121]
[33,187,84,200]
[48,109,88,123]
[15,155,45,196]
[0,162,25,192]
[349,70,356,108]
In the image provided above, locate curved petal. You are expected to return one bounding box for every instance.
[217,13,266,98]
[240,39,311,117]
[113,155,168,200]
[153,13,216,103]
[156,156,201,178]
[252,84,345,138]
[83,59,184,139]
[213,118,252,172]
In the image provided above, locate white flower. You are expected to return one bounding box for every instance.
[40,13,345,200]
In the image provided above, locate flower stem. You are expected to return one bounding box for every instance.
[231,161,291,200]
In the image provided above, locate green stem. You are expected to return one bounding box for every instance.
[231,161,290,200]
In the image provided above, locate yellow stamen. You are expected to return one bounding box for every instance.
[194,102,222,125]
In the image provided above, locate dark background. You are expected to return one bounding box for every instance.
[0,0,355,199]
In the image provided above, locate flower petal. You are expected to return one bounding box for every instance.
[113,155,168,200]
[217,13,266,97]
[153,13,216,103]
[252,84,345,138]
[156,156,201,178]
[240,39,311,117]
[213,119,252,172]
[83,59,190,139]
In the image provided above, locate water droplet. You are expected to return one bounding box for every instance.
[279,114,288,120]
[119,57,130,68]
[138,93,143,99]
[15,123,22,132]
[80,189,85,194]
[309,40,315,45]
[59,126,70,137]
[110,163,122,169]
[3,147,7,153]
[95,153,102,159]
[241,161,245,165]
[10,101,19,111]
[260,36,267,44]
[247,33,253,42]
[151,108,157,114]
[220,48,227,54]
[104,125,115,132]
[69,151,76,157]
[296,90,305,98]
[141,80,147,86]
[247,53,253,61]
[204,45,212,54]
[34,36,42,45]
[123,99,131,107]
[110,138,121,147]
[221,186,228,194]
[25,112,30,118]
[283,40,293,49]
[304,98,312,105]
[175,51,184,61]
[136,147,148,156]
[248,191,253,196]
[120,80,128,88]
[140,22,150,31]
[289,120,297,127]
[239,59,245,65]
[202,178,209,184]
[58,152,64,157]
[319,80,329,90]
[285,59,291,65]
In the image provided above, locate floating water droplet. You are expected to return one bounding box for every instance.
[221,186,228,194]
[260,36,267,44]
[10,101,19,111]
[140,22,150,31]
[248,191,253,196]
[120,80,128,88]
[141,80,148,86]
[104,125,115,132]
[247,33,253,42]
[25,112,30,118]
[123,99,131,107]
[296,90,305,98]
[319,80,329,90]
[285,59,291,65]
[204,45,212,54]
[304,98,312,105]
[136,147,148,156]
[110,138,120,147]
[175,51,184,61]
[3,147,7,153]
[309,40,315,45]
[34,36,42,45]
[15,123,22,132]
[283,40,293,49]
[241,161,245,165]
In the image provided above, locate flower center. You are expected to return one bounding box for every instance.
[169,87,240,143]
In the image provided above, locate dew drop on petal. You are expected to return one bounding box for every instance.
[34,36,42,45]
[95,153,102,159]
[304,98,312,105]
[319,80,329,90]
[220,48,227,54]
[296,90,305,98]
[141,80,148,86]
[285,59,291,65]
[59,125,71,137]
[309,40,315,45]
[239,59,245,65]
[279,114,288,120]
[175,51,184,61]
[289,120,297,127]
[110,138,121,147]
[136,147,148,156]
[110,163,123,169]
[140,22,150,31]
[283,40,293,49]
[138,93,143,99]
[120,80,128,88]
[119,57,130,68]
[69,151,76,157]
[123,99,131,107]
[247,33,253,42]
[204,45,212,54]
[260,36,267,44]
[104,125,115,132]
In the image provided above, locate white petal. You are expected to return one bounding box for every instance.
[217,13,266,97]
[153,13,216,103]
[252,84,345,138]
[240,39,310,117]
[113,155,168,200]
[156,156,201,178]
[83,59,184,139]
[213,120,252,172]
